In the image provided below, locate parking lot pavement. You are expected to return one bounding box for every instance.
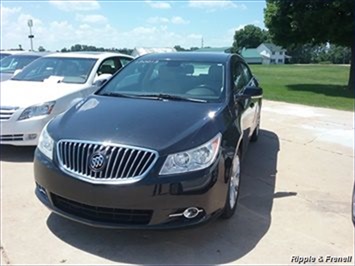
[1,100,354,265]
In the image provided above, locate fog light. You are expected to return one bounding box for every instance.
[183,207,202,219]
[169,207,203,219]
[36,183,47,197]
[28,134,37,140]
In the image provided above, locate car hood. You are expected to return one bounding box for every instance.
[50,95,225,154]
[0,80,88,108]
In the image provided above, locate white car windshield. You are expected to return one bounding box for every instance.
[0,55,40,73]
[12,57,97,84]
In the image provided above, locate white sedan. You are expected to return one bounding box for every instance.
[0,52,133,146]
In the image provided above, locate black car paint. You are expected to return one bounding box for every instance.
[34,52,262,229]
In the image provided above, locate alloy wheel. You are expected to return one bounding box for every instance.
[229,154,240,208]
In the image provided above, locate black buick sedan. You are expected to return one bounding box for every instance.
[34,52,262,229]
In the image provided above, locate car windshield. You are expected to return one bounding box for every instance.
[98,58,226,102]
[12,57,97,84]
[0,53,11,60]
[0,55,40,73]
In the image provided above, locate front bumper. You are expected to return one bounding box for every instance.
[34,149,228,229]
[0,114,51,146]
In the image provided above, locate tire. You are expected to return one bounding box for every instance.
[221,150,241,219]
[250,122,259,142]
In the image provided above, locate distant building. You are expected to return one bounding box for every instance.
[256,43,290,64]
[131,47,177,58]
[240,48,263,64]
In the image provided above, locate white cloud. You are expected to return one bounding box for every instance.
[120,26,202,48]
[147,16,170,24]
[131,26,158,35]
[147,16,190,25]
[171,16,190,25]
[76,14,108,24]
[228,20,263,35]
[188,0,247,11]
[252,20,261,25]
[49,0,100,12]
[233,24,248,32]
[0,5,22,26]
[0,6,200,51]
[145,0,171,9]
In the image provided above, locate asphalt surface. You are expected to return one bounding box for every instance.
[1,100,354,265]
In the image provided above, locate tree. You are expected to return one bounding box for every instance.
[174,45,188,52]
[232,25,270,53]
[326,45,351,64]
[265,0,355,90]
[60,44,133,55]
[38,46,46,52]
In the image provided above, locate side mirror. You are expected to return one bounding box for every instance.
[243,86,263,97]
[93,73,112,87]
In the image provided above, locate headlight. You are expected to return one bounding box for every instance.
[38,124,54,160]
[160,133,222,175]
[18,101,55,120]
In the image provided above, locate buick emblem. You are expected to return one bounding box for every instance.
[89,152,106,172]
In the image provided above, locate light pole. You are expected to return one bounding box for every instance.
[27,19,34,51]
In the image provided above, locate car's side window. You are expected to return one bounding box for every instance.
[240,63,252,85]
[120,58,132,66]
[233,61,248,93]
[97,57,124,76]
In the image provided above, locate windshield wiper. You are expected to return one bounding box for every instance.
[99,92,135,98]
[135,93,207,103]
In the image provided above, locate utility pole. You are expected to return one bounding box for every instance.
[27,19,34,51]
[201,37,204,48]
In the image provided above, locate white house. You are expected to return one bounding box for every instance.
[256,43,290,64]
[131,47,177,58]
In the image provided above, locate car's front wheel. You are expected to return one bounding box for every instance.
[221,150,241,219]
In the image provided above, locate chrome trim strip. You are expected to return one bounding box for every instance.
[56,139,159,185]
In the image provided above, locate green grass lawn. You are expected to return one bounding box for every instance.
[249,64,354,111]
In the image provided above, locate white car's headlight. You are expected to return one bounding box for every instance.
[18,101,55,120]
[160,133,222,175]
[38,124,54,160]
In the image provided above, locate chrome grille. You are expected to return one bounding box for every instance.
[57,140,158,184]
[0,106,18,120]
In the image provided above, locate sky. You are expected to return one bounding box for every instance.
[0,0,266,51]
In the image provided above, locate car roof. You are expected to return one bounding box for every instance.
[139,52,240,62]
[45,52,133,59]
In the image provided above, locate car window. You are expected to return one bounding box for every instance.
[0,55,39,73]
[240,63,252,83]
[120,58,132,66]
[233,62,248,93]
[12,57,97,84]
[97,57,128,76]
[0,53,11,60]
[98,58,226,102]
